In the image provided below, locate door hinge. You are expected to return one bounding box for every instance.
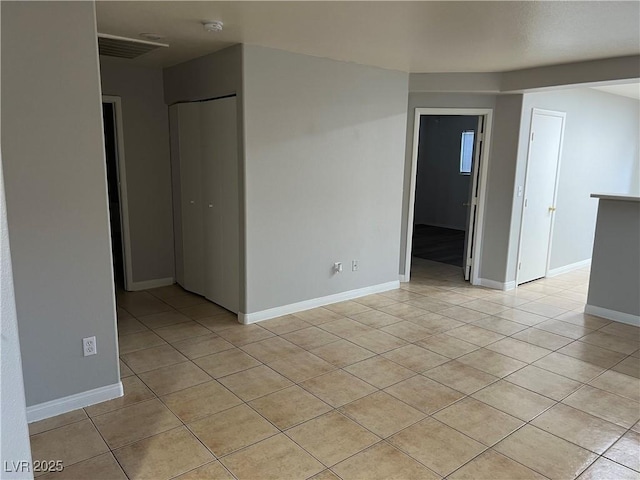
[530,131,535,142]
[518,262,522,270]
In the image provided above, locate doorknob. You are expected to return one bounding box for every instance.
[548,206,556,212]
[208,203,213,208]
[463,202,471,206]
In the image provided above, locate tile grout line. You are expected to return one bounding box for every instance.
[33,269,635,479]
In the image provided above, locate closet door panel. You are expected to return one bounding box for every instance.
[176,103,205,295]
[200,100,222,307]
[168,106,184,286]
[201,97,239,312]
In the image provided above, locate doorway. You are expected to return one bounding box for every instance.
[404,108,493,284]
[516,108,566,285]
[102,96,132,290]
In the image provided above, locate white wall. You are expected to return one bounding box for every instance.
[100,59,175,285]
[508,88,640,280]
[1,2,120,408]
[414,115,476,230]
[243,46,408,313]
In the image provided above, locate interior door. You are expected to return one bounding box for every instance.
[175,102,205,295]
[463,116,484,281]
[518,109,565,284]
[200,97,239,312]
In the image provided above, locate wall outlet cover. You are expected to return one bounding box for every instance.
[83,336,97,357]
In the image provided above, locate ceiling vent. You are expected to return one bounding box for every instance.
[98,33,168,59]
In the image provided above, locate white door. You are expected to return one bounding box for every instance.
[518,109,565,284]
[200,97,240,312]
[173,102,205,295]
[463,116,484,281]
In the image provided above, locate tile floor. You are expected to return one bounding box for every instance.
[29,258,640,479]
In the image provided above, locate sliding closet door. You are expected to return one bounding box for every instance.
[174,102,205,295]
[200,97,239,312]
[168,106,184,286]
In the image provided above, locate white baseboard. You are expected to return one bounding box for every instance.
[547,259,591,278]
[127,277,174,292]
[239,281,401,324]
[27,381,123,423]
[477,278,516,291]
[585,304,640,327]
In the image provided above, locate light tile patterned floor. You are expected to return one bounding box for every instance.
[30,259,640,479]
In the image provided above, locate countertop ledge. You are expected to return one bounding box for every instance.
[591,193,640,202]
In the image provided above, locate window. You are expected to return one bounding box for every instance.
[460,130,475,175]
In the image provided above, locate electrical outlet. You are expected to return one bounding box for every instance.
[352,260,359,271]
[83,336,97,357]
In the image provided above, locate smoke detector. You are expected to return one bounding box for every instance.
[203,21,224,33]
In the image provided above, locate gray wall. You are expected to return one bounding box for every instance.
[501,55,640,93]
[587,199,640,318]
[480,95,524,284]
[508,88,640,280]
[1,2,120,406]
[410,73,501,94]
[1,14,33,469]
[414,115,476,230]
[100,59,175,285]
[243,46,408,313]
[408,57,640,95]
[163,45,243,105]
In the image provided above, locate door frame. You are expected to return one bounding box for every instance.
[514,108,566,285]
[404,107,493,285]
[102,95,134,291]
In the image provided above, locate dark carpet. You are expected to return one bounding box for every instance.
[412,225,465,267]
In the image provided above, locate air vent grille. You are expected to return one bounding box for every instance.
[98,33,168,59]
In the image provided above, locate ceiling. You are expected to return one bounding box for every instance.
[591,83,640,100]
[96,1,640,73]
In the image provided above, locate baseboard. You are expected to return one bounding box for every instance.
[239,280,401,324]
[547,259,591,278]
[27,381,123,423]
[399,274,410,283]
[477,278,516,291]
[585,304,640,327]
[127,277,174,292]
